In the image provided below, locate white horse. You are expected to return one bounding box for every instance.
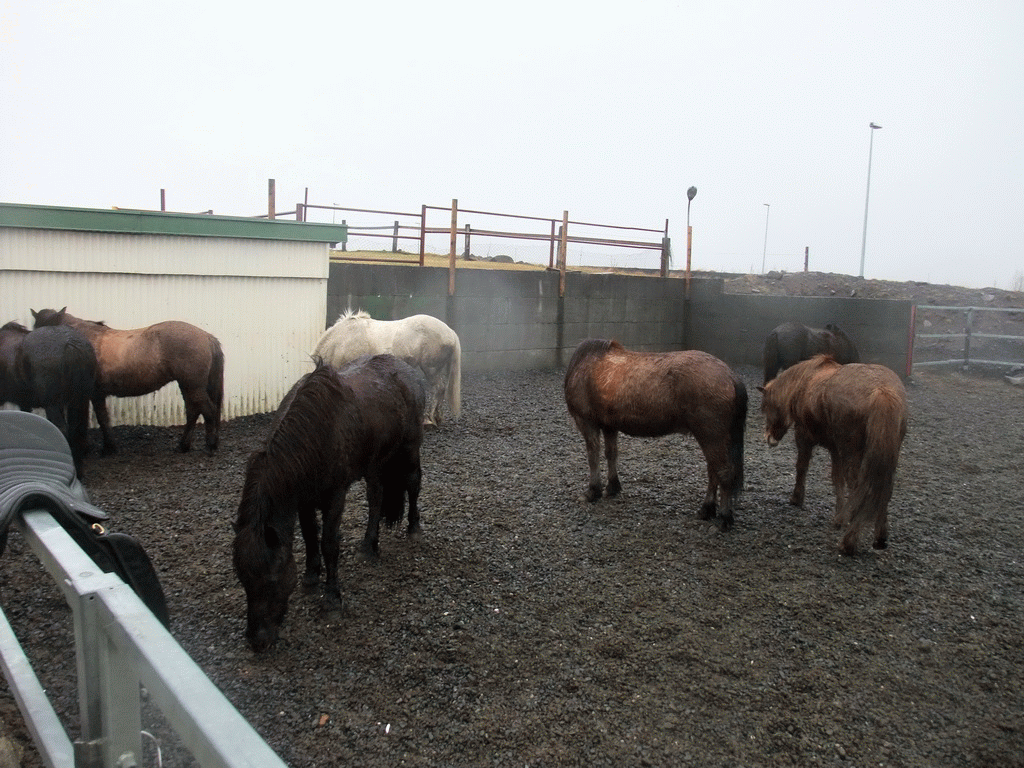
[313,309,461,427]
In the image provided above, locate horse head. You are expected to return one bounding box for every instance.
[233,458,299,652]
[30,307,67,328]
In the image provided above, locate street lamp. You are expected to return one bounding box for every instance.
[685,187,697,296]
[859,122,882,277]
[761,203,770,273]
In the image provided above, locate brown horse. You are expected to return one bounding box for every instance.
[759,354,907,555]
[233,355,425,652]
[31,308,224,454]
[762,321,859,384]
[564,339,747,530]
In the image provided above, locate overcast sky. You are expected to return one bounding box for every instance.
[3,1,1022,288]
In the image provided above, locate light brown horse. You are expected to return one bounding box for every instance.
[31,308,224,454]
[564,339,747,530]
[759,354,907,555]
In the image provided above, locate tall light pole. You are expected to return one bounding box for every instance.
[859,122,882,277]
[685,186,697,296]
[761,203,770,273]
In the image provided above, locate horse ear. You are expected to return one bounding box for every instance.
[58,307,67,319]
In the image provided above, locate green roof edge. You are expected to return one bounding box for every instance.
[0,202,348,243]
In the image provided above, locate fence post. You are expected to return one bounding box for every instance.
[463,224,471,259]
[419,205,427,267]
[392,221,400,252]
[558,211,568,298]
[804,246,809,272]
[268,179,275,220]
[341,220,347,251]
[448,199,458,296]
[964,308,973,369]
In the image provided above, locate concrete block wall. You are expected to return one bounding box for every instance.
[326,262,913,376]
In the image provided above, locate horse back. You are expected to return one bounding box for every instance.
[566,341,741,438]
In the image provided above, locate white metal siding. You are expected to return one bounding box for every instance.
[1,228,328,426]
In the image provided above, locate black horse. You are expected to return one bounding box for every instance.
[0,322,97,476]
[232,355,425,652]
[762,321,859,384]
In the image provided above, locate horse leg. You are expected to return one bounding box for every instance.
[575,420,604,501]
[92,394,117,455]
[321,487,349,603]
[359,478,385,561]
[405,462,423,540]
[604,429,622,497]
[830,451,851,528]
[177,385,202,452]
[298,504,321,589]
[789,431,814,507]
[698,465,720,521]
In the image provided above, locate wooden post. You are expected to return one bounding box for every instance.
[418,205,427,266]
[268,179,276,220]
[448,199,458,296]
[558,211,568,297]
[392,221,400,252]
[548,219,556,270]
[660,218,670,277]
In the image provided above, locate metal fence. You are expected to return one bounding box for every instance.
[0,510,286,768]
[912,304,1024,369]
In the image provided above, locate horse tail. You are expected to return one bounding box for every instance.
[208,336,225,415]
[762,331,780,384]
[448,332,462,420]
[845,386,906,547]
[728,376,748,493]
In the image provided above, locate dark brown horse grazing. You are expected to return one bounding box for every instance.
[759,354,907,555]
[0,322,97,476]
[232,355,425,652]
[762,321,859,384]
[564,339,747,531]
[31,308,224,454]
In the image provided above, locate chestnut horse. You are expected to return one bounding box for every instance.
[759,354,907,555]
[0,322,97,476]
[233,355,425,652]
[762,321,859,384]
[313,309,460,427]
[31,308,224,454]
[564,339,747,531]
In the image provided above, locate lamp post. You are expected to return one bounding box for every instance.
[859,122,882,278]
[685,186,697,296]
[761,203,770,273]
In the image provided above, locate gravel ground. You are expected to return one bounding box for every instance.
[2,364,1023,768]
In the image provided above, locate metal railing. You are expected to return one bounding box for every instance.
[0,510,286,768]
[912,304,1024,369]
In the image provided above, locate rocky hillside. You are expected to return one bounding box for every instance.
[708,269,1024,308]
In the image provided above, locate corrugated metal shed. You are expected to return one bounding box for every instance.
[1,203,347,426]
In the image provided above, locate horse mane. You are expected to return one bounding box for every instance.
[339,308,371,321]
[766,354,841,416]
[235,361,351,560]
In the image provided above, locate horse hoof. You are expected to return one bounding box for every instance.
[697,503,717,521]
[872,537,889,550]
[583,487,602,503]
[717,515,734,532]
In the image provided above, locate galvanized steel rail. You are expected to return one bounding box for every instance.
[0,510,286,768]
[913,304,1024,369]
